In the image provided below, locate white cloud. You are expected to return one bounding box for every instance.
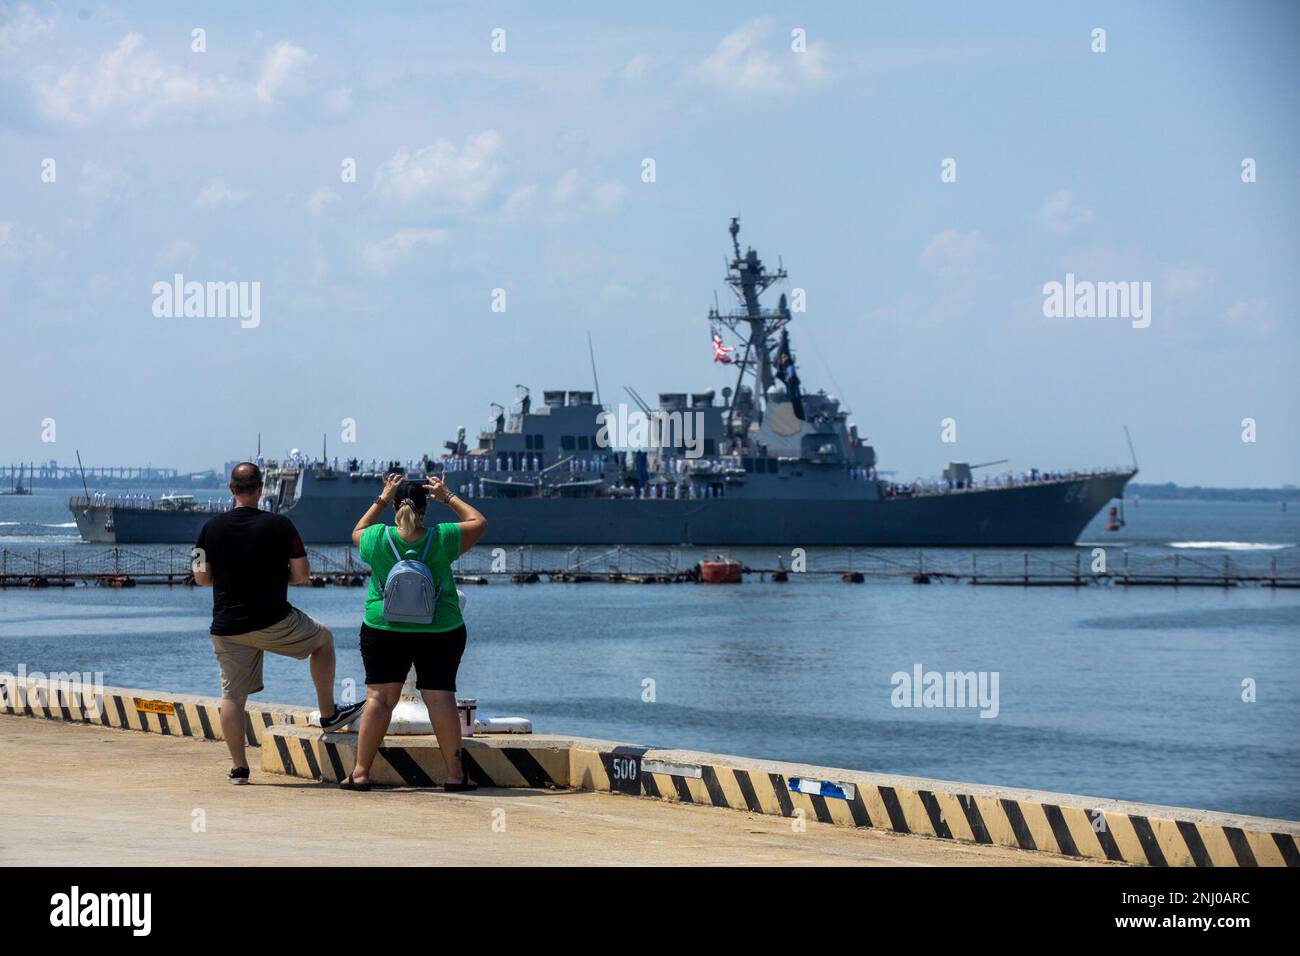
[307,187,340,216]
[373,133,623,224]
[1039,190,1094,235]
[504,171,626,223]
[374,132,504,210]
[0,221,56,265]
[694,18,829,95]
[255,41,311,103]
[31,33,311,126]
[360,228,450,276]
[194,179,252,207]
[921,229,991,282]
[155,238,197,267]
[0,4,52,55]
[35,33,222,125]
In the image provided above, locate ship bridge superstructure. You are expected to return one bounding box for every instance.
[416,220,884,502]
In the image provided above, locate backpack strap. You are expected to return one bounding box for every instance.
[384,526,434,564]
[385,527,405,562]
[379,527,411,592]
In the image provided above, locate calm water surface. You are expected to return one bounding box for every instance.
[2,490,1297,819]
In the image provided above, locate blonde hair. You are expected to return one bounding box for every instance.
[394,497,425,537]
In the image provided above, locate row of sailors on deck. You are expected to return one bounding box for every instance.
[646,459,877,480]
[452,479,728,499]
[94,492,154,506]
[439,455,610,474]
[93,492,241,513]
[660,458,879,480]
[438,453,774,477]
[885,468,1080,497]
[319,453,887,481]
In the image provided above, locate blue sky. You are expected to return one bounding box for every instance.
[0,0,1296,485]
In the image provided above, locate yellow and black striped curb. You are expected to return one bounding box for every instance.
[602,749,1300,868]
[0,679,311,748]
[263,724,572,790]
[264,725,1300,868]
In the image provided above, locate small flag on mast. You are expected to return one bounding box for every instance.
[775,329,805,420]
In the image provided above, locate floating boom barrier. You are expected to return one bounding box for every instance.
[2,546,1296,589]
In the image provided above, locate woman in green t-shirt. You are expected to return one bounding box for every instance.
[341,472,487,791]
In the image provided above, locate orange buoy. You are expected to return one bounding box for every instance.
[699,559,743,583]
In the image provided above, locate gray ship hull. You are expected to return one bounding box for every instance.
[71,505,207,544]
[72,470,1134,546]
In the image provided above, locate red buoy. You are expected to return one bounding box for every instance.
[1106,505,1122,532]
[699,559,743,583]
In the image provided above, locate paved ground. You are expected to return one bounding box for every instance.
[0,718,1104,866]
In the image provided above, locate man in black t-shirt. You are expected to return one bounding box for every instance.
[194,463,364,784]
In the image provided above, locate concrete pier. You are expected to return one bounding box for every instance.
[3,679,1296,867]
[1,719,1069,867]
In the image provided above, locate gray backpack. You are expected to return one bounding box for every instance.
[380,528,440,624]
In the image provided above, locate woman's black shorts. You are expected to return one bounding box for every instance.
[359,622,467,692]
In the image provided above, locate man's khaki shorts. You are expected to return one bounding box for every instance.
[211,608,331,699]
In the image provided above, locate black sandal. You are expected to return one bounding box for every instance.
[443,749,478,791]
[339,774,371,791]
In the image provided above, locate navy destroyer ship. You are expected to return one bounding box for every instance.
[71,220,1135,545]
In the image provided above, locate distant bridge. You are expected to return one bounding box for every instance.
[3,464,183,482]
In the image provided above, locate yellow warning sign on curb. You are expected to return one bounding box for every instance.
[133,698,176,716]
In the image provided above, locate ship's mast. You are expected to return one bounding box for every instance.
[709,218,788,444]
